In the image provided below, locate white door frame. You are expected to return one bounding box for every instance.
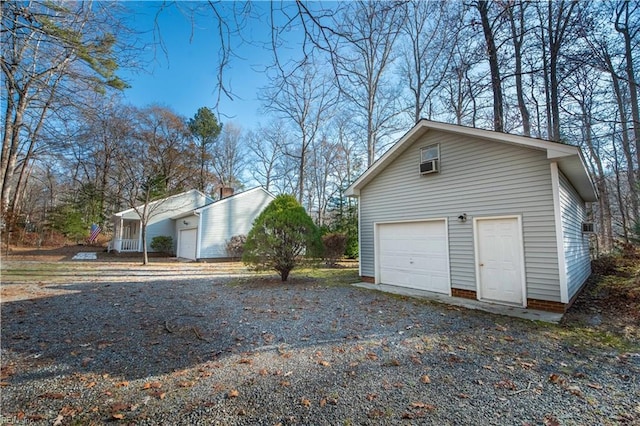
[374,218,451,295]
[473,215,527,307]
[178,227,198,260]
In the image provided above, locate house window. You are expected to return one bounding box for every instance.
[420,144,439,175]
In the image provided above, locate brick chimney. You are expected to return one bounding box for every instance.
[219,187,234,199]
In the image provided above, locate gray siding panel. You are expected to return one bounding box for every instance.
[559,171,591,299]
[360,130,561,301]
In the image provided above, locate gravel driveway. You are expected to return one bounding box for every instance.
[1,263,638,425]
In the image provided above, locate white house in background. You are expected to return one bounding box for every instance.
[109,187,275,260]
[173,186,275,260]
[346,120,598,313]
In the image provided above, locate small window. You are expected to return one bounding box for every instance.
[582,222,595,233]
[420,144,439,175]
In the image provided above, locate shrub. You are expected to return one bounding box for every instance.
[150,236,173,254]
[226,234,247,259]
[322,232,347,266]
[243,194,322,281]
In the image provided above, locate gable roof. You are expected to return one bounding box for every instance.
[345,120,598,202]
[114,189,212,218]
[194,186,275,213]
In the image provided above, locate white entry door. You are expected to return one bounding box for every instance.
[476,217,525,305]
[178,228,197,260]
[377,221,450,294]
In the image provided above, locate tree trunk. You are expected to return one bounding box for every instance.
[615,2,640,179]
[477,1,504,132]
[507,2,531,136]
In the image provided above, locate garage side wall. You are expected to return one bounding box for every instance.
[359,130,562,302]
[198,189,274,258]
[558,171,591,300]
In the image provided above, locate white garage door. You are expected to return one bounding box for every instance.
[378,221,450,294]
[178,228,197,260]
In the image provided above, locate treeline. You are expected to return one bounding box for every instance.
[1,1,638,252]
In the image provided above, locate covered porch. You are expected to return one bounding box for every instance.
[108,217,141,253]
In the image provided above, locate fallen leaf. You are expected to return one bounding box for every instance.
[421,375,431,384]
[457,393,470,399]
[543,415,560,426]
[116,381,129,387]
[369,408,385,418]
[39,392,64,399]
[112,413,124,420]
[228,389,239,398]
[366,393,377,401]
[280,381,291,387]
[26,414,46,421]
[366,352,378,361]
[320,398,327,407]
[53,414,64,426]
[587,383,603,390]
[86,381,96,388]
[410,402,436,410]
[549,374,562,384]
[111,403,128,412]
[301,397,311,407]
[567,386,583,397]
[178,381,193,388]
[238,358,252,365]
[258,369,268,376]
[151,391,166,399]
[318,360,331,367]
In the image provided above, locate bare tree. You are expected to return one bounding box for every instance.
[400,1,455,123]
[474,0,505,132]
[210,122,246,194]
[614,0,640,177]
[1,1,130,216]
[335,1,408,167]
[245,121,289,193]
[505,1,532,136]
[261,61,337,202]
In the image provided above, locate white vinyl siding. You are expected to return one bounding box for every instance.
[359,130,562,302]
[125,191,208,252]
[198,188,274,258]
[559,171,591,299]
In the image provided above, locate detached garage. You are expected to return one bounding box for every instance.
[346,120,597,313]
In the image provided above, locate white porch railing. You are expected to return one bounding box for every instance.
[109,239,140,252]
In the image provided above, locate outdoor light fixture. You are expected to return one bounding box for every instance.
[457,213,467,223]
[183,220,189,226]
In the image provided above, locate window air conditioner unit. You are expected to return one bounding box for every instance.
[582,222,595,233]
[420,159,438,175]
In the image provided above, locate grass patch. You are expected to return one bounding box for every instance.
[559,253,640,352]
[229,263,360,287]
[554,326,639,352]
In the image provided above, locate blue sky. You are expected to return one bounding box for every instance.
[119,2,278,127]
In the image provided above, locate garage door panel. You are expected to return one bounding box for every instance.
[378,221,450,294]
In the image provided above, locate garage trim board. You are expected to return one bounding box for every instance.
[374,218,451,295]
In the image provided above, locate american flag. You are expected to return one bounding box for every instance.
[89,223,101,243]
